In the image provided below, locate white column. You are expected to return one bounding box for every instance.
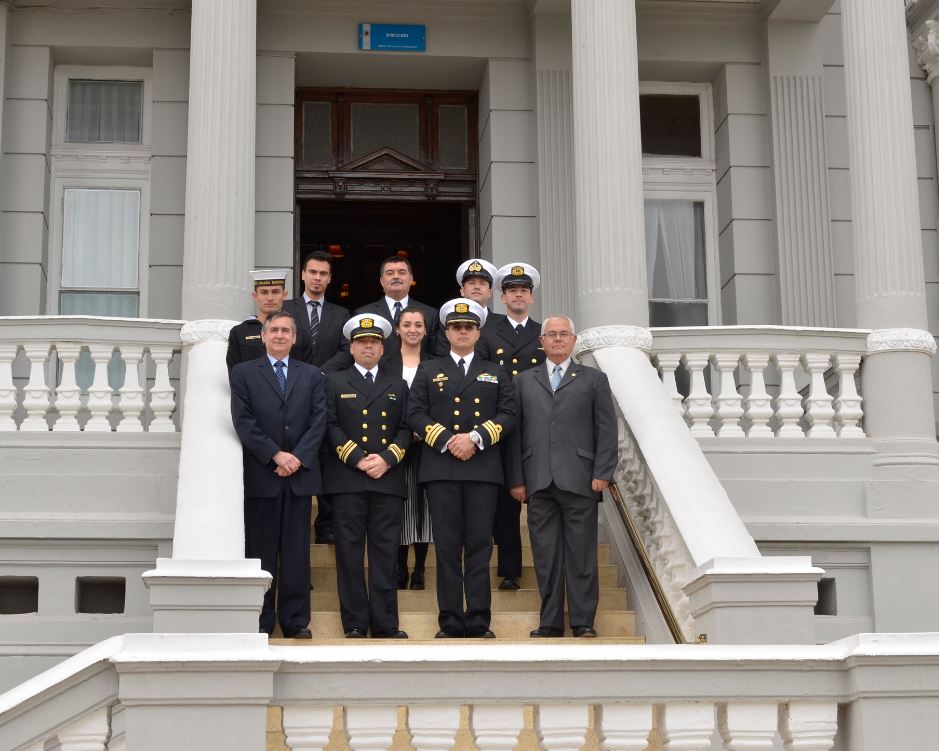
[144,0,269,632]
[842,0,939,470]
[571,0,648,330]
[181,0,256,322]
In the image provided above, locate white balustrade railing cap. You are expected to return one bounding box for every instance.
[651,325,870,354]
[0,316,184,347]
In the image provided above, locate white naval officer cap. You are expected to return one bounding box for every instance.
[342,313,393,341]
[250,268,290,289]
[494,262,541,291]
[440,297,488,328]
[455,258,498,286]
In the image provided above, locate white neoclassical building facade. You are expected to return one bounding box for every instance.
[5,0,939,749]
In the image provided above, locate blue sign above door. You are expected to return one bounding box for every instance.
[358,23,427,52]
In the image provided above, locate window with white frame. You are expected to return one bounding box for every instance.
[640,83,718,327]
[50,66,152,317]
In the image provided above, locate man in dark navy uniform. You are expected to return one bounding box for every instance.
[477,262,545,591]
[227,269,312,371]
[322,313,411,639]
[434,258,498,355]
[407,298,516,638]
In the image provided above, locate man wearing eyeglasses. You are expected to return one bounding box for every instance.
[507,315,617,638]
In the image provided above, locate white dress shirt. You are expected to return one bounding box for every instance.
[547,357,571,383]
[385,295,410,320]
[353,363,379,381]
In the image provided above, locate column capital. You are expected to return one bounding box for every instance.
[913,19,939,84]
[867,327,938,356]
[574,325,653,357]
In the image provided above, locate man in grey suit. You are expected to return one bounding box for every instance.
[507,315,617,638]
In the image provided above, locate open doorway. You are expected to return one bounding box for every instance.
[295,199,470,312]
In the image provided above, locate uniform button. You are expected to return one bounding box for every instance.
[362,409,368,415]
[531,358,537,364]
[454,410,460,416]
[474,398,480,404]
[453,424,460,430]
[475,411,481,417]
[499,360,504,365]
[381,438,387,445]
[362,423,368,429]
[512,370,518,376]
[381,424,387,430]
[454,397,461,403]
[381,411,387,417]
[362,436,368,442]
[512,358,518,364]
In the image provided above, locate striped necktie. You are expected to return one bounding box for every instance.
[308,299,320,348]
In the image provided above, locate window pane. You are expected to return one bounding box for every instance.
[62,188,140,289]
[302,101,333,168]
[67,80,143,144]
[649,300,708,327]
[639,94,701,157]
[644,199,707,301]
[351,102,420,161]
[60,291,139,318]
[438,104,468,170]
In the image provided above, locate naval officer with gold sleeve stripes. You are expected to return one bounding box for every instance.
[322,314,411,639]
[406,298,516,638]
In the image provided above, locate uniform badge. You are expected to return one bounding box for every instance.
[468,260,483,273]
[511,265,525,276]
[360,318,374,328]
[477,373,498,383]
[454,302,469,314]
[496,348,504,355]
[245,335,261,340]
[386,393,397,400]
[341,393,357,399]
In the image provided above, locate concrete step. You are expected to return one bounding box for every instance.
[310,543,611,567]
[294,610,636,640]
[311,564,620,589]
[271,635,645,646]
[310,587,628,612]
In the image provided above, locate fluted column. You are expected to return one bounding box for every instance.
[841,0,939,471]
[571,0,648,330]
[181,0,256,321]
[144,0,270,632]
[534,13,576,318]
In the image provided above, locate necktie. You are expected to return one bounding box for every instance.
[308,300,320,348]
[458,357,466,377]
[393,300,403,323]
[274,360,287,397]
[365,370,374,386]
[550,364,562,391]
[515,324,523,335]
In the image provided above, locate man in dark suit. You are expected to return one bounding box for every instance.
[323,313,411,639]
[283,251,353,543]
[357,256,441,361]
[407,298,516,638]
[478,263,546,592]
[230,311,326,638]
[227,269,313,371]
[508,315,617,638]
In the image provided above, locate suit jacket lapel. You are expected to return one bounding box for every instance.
[519,319,540,349]
[554,362,581,392]
[458,355,486,394]
[347,368,372,399]
[258,358,285,401]
[533,363,553,395]
[284,361,301,401]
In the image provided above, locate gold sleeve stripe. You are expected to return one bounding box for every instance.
[336,440,355,459]
[338,441,358,463]
[388,444,406,463]
[482,420,503,445]
[425,423,445,447]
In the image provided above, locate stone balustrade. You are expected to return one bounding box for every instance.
[5,633,939,751]
[650,326,870,439]
[0,316,183,433]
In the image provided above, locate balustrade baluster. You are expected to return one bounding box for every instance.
[742,354,774,437]
[345,705,397,751]
[282,705,334,751]
[148,346,177,432]
[51,706,110,751]
[832,354,864,438]
[471,705,524,751]
[0,344,18,431]
[778,702,837,751]
[117,345,146,432]
[408,706,461,751]
[711,353,745,437]
[658,703,715,751]
[773,354,805,437]
[656,353,686,415]
[597,704,653,751]
[718,703,778,750]
[534,704,589,751]
[683,353,715,437]
[54,344,83,432]
[85,345,115,432]
[801,354,836,438]
[20,342,52,432]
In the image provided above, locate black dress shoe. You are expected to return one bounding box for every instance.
[498,577,520,591]
[466,628,496,638]
[344,627,367,639]
[409,569,425,590]
[283,627,313,639]
[435,628,462,638]
[530,626,564,638]
[373,629,409,639]
[572,626,597,638]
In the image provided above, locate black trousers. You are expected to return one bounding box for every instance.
[332,491,403,635]
[426,480,498,635]
[245,488,312,635]
[527,484,599,631]
[314,494,333,539]
[494,487,522,578]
